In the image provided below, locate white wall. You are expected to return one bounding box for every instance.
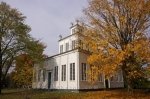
[33,50,124,90]
[33,50,79,89]
[59,34,78,53]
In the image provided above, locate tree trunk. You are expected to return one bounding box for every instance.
[2,58,14,84]
[122,70,128,88]
[122,61,133,91]
[122,67,133,92]
[0,37,2,94]
[0,68,1,94]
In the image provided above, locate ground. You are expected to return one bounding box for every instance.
[0,89,150,99]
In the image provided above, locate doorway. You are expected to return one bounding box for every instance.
[48,72,51,89]
[105,79,109,88]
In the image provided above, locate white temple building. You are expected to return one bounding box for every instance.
[32,23,124,90]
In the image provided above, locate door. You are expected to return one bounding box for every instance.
[48,72,51,89]
[105,79,109,88]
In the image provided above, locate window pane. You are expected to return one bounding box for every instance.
[33,70,36,82]
[60,45,63,53]
[70,63,75,81]
[66,43,69,51]
[81,63,83,80]
[73,63,75,80]
[81,63,86,81]
[43,69,45,81]
[70,63,72,80]
[38,70,41,81]
[57,66,58,81]
[54,66,58,81]
[84,64,86,80]
[72,40,76,49]
[61,65,63,81]
[64,65,66,81]
[99,74,103,82]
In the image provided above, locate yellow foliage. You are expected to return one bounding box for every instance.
[82,0,150,85]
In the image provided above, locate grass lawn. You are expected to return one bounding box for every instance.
[0,89,150,99]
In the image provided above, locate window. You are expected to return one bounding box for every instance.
[98,74,103,82]
[43,69,46,81]
[38,70,41,81]
[118,71,123,82]
[61,65,66,81]
[65,42,69,51]
[72,40,76,49]
[118,74,123,82]
[110,76,114,81]
[86,43,90,51]
[33,69,36,82]
[78,27,83,33]
[78,40,83,49]
[81,63,87,81]
[70,63,75,80]
[60,45,63,53]
[72,28,76,34]
[110,74,118,82]
[54,66,58,81]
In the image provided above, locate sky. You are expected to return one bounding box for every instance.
[1,0,88,56]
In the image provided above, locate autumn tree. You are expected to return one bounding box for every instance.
[0,2,45,93]
[11,54,33,88]
[82,0,150,89]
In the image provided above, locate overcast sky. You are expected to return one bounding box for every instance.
[1,0,88,56]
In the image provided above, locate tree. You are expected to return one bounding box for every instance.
[11,54,34,88]
[82,0,150,89]
[0,2,45,93]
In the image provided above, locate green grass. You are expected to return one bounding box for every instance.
[0,89,150,99]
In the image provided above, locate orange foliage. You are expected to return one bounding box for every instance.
[82,0,150,85]
[12,54,33,87]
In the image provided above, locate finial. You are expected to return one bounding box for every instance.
[59,35,62,40]
[71,22,73,27]
[76,20,79,25]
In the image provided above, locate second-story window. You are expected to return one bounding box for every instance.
[60,45,63,53]
[65,42,69,51]
[72,40,76,50]
[78,40,83,49]
[72,28,76,34]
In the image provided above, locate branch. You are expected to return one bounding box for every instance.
[1,34,14,56]
[2,56,14,82]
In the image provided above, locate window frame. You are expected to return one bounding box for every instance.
[70,63,75,81]
[43,69,46,82]
[61,65,66,81]
[65,42,69,51]
[60,45,63,53]
[38,70,41,82]
[54,66,58,81]
[72,40,76,50]
[98,73,103,82]
[81,63,87,81]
